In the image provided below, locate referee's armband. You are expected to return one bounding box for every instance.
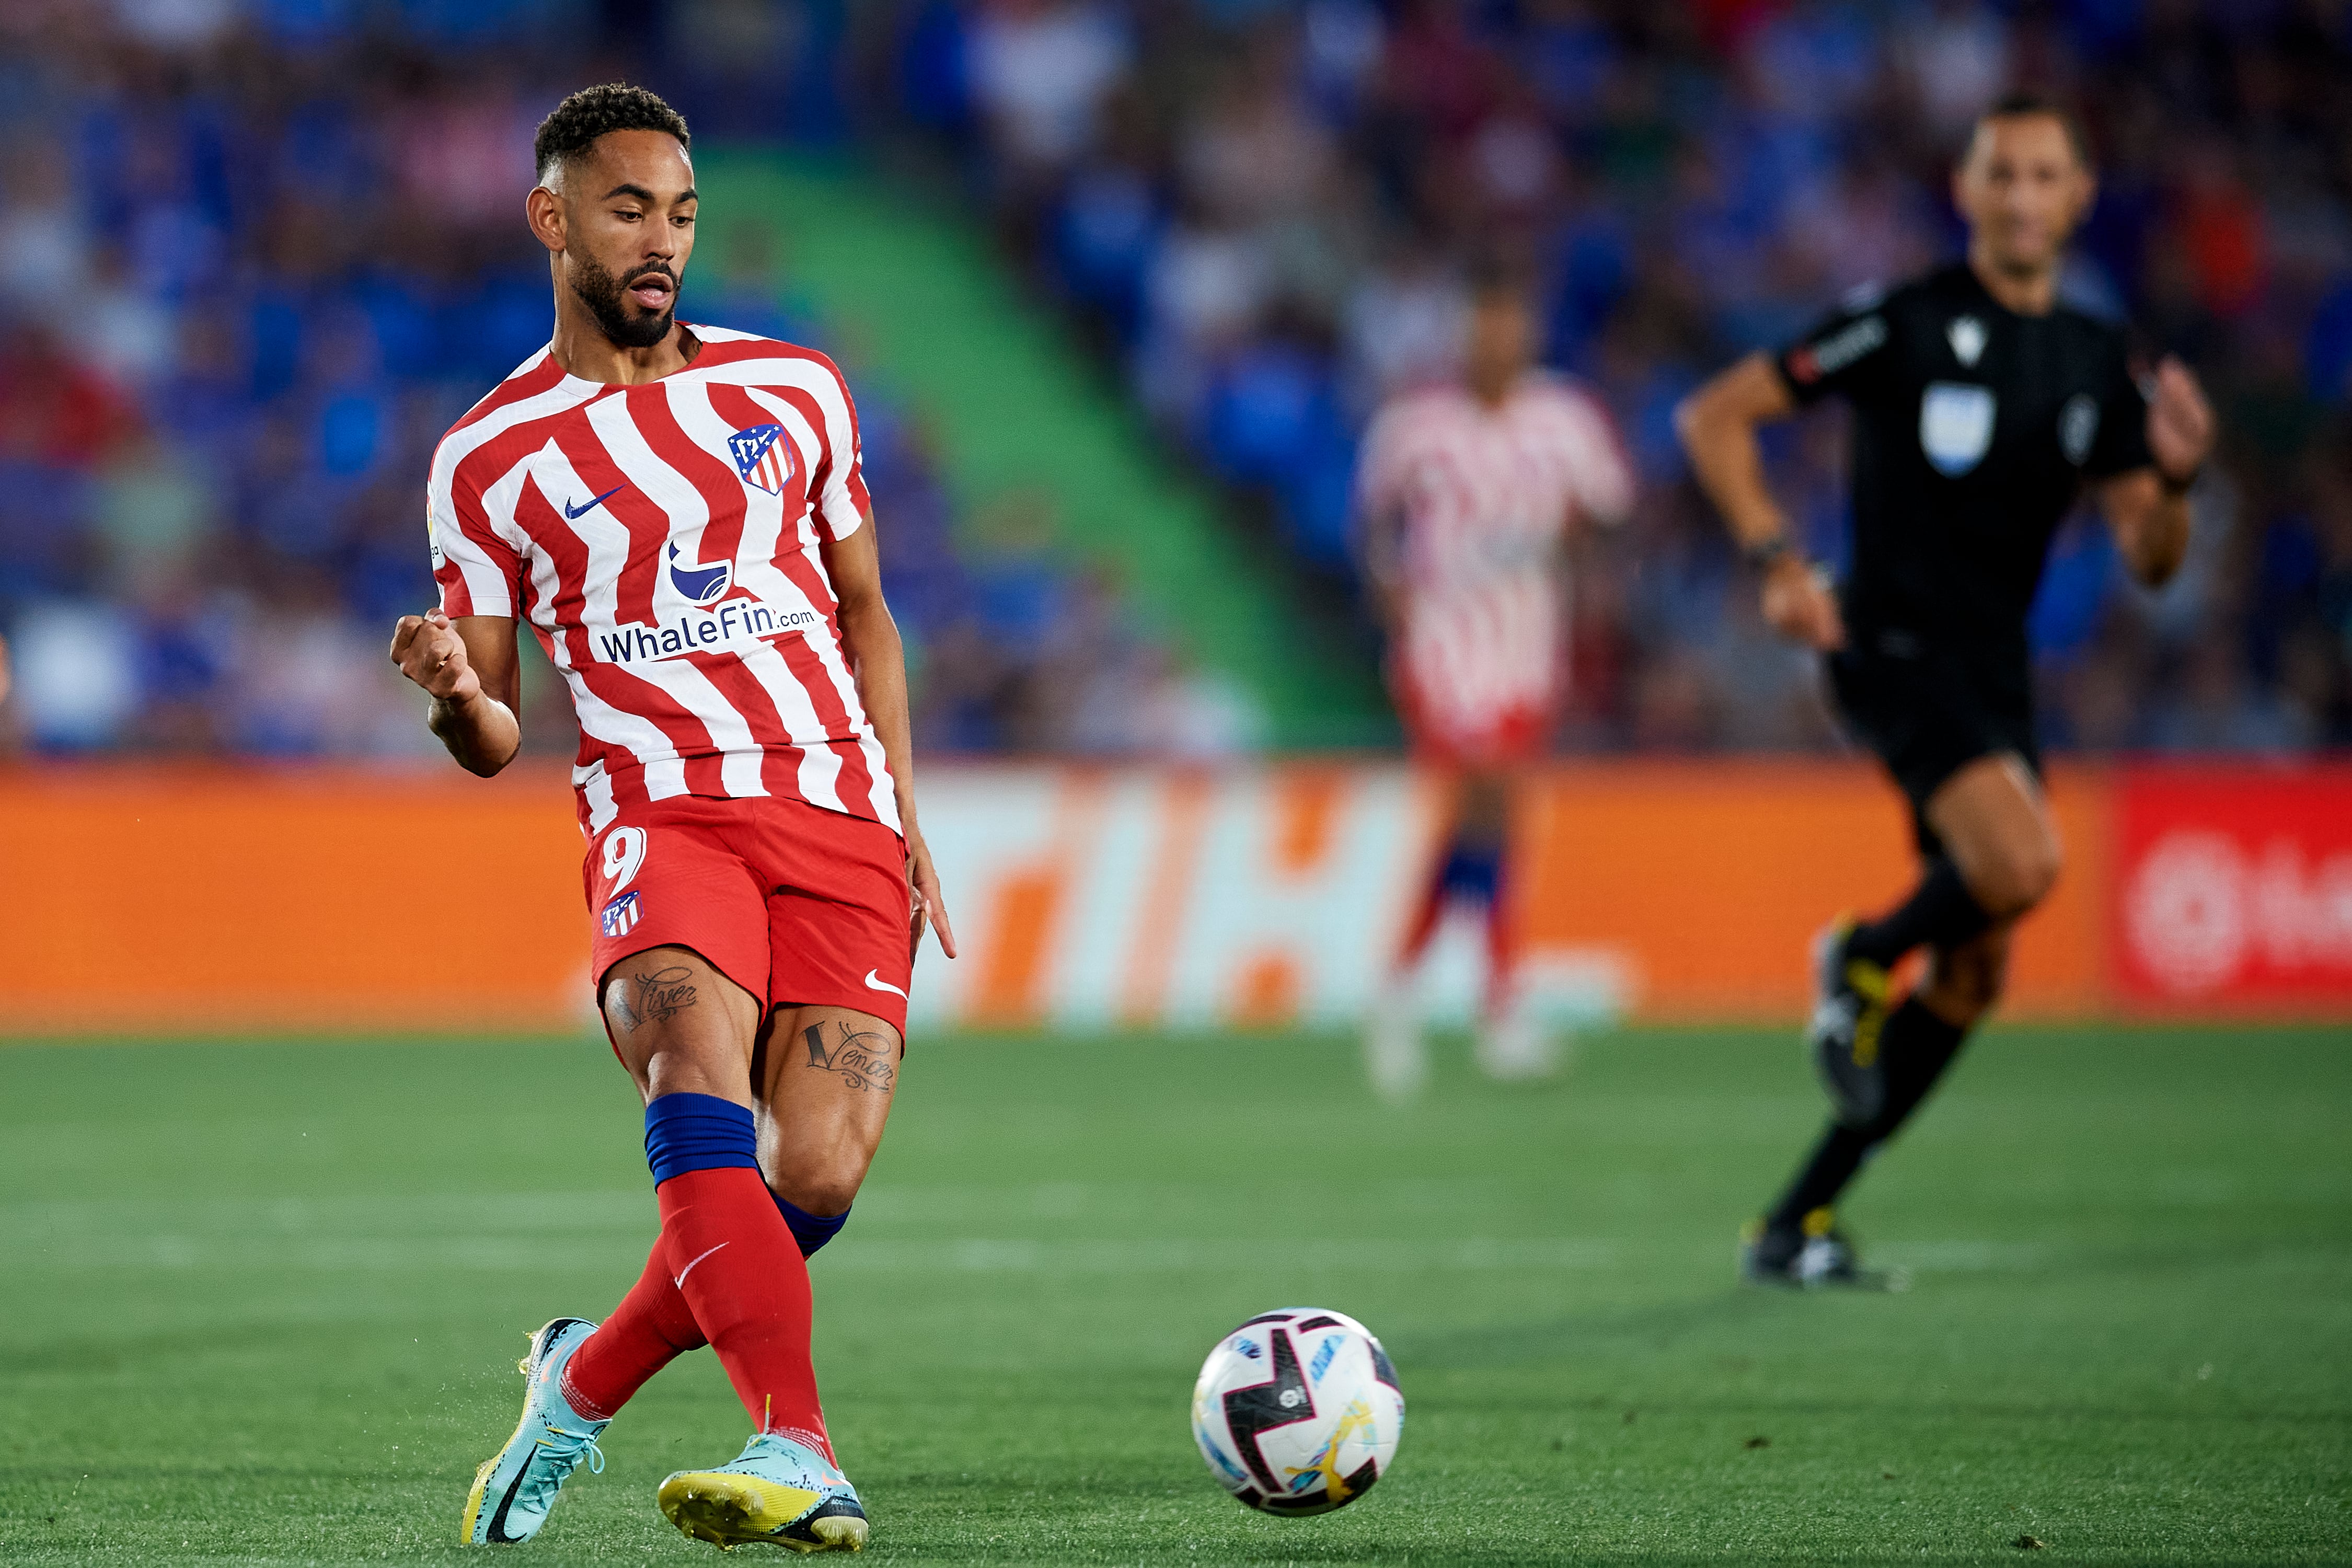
[1780,313,1887,401]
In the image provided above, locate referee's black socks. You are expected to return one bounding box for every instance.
[1845,858,1990,970]
[1767,997,1969,1229]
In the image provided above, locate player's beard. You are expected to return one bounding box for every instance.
[571,256,677,350]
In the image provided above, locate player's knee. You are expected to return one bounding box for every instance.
[777,1170,861,1220]
[1971,836,2060,917]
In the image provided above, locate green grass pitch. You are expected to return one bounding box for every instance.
[1,1023,2345,1565]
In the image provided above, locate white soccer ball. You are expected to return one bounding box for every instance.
[1190,1307,1404,1515]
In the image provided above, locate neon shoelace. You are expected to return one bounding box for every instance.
[534,1425,606,1480]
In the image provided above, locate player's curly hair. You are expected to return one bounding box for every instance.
[533,84,691,187]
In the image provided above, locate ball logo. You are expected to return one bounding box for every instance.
[728,422,795,498]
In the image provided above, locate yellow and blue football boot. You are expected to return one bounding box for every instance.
[461,1317,609,1545]
[657,1432,868,1553]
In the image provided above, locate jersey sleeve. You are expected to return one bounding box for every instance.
[428,455,524,618]
[1555,385,1636,527]
[1355,399,1415,517]
[811,357,872,542]
[2083,344,2155,479]
[1774,292,1894,407]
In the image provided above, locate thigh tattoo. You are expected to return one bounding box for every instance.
[608,966,698,1033]
[802,1022,896,1093]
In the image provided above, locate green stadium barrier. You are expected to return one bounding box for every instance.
[694,151,1389,750]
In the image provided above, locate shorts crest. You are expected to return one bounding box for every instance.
[601,890,643,938]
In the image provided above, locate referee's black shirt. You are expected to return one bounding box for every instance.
[1773,262,2153,668]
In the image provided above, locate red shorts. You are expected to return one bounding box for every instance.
[584,794,913,1036]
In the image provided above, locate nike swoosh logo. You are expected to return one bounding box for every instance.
[863,969,908,1000]
[563,485,625,520]
[672,1242,727,1288]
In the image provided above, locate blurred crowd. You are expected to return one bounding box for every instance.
[0,0,1232,759]
[861,0,2352,752]
[4,1,2350,759]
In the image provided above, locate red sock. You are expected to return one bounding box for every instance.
[561,1239,709,1421]
[1394,861,1449,972]
[655,1166,831,1456]
[1482,879,1521,1022]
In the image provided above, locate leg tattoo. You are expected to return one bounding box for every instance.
[801,1023,896,1093]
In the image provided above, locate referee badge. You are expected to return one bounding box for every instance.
[1919,382,1996,477]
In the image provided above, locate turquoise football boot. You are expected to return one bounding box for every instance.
[657,1432,868,1553]
[461,1317,609,1544]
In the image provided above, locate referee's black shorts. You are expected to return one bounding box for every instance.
[1825,640,2039,859]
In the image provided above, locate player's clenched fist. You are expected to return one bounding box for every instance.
[389,609,481,702]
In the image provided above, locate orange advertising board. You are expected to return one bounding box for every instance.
[2,759,2337,1038]
[1512,761,2110,1018]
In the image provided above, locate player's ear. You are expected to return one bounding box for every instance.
[525,185,567,255]
[2070,165,2098,228]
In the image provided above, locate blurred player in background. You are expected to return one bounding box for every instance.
[1677,94,2214,1285]
[1356,266,1634,1100]
[390,85,953,1552]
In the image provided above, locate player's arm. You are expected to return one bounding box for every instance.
[388,611,522,777]
[1357,499,1409,633]
[823,515,958,961]
[2096,356,2215,589]
[1674,353,1844,649]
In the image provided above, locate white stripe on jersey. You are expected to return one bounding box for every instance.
[426,328,896,834]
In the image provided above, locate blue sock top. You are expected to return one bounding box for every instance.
[773,1193,851,1258]
[643,1092,759,1185]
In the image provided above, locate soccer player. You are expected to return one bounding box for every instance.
[1675,94,2215,1284]
[389,85,954,1550]
[1356,267,1634,1099]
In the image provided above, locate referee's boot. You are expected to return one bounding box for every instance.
[462,1317,609,1544]
[1806,918,1892,1124]
[1739,1209,1904,1291]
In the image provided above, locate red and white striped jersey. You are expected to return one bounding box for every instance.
[427,325,897,836]
[1357,372,1633,746]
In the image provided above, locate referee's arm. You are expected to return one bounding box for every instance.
[1675,354,1845,650]
[2095,356,2216,590]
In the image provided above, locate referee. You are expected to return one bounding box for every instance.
[1676,93,2216,1285]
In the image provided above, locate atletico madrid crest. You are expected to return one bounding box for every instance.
[601,890,642,939]
[728,423,794,497]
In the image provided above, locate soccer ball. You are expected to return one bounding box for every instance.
[1190,1307,1404,1515]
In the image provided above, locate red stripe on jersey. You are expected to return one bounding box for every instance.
[548,406,669,629]
[428,328,891,832]
[765,385,844,525]
[706,384,813,523]
[632,386,754,593]
[523,477,730,782]
[446,353,564,435]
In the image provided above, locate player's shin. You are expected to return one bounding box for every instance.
[1845,858,1990,970]
[644,1092,831,1456]
[561,1238,709,1421]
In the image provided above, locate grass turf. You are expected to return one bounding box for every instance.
[0,1023,2344,1566]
